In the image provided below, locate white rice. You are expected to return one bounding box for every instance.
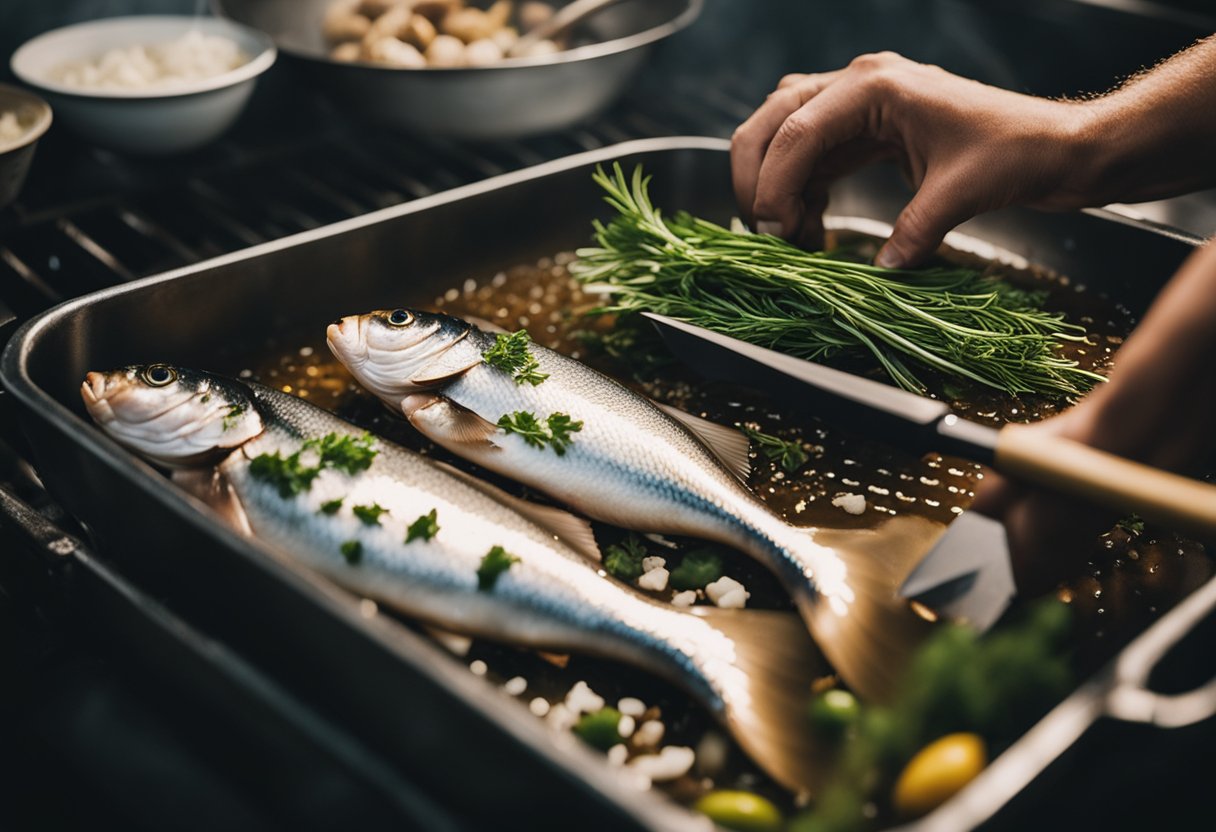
[52,29,248,91]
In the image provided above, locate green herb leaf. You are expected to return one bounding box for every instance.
[221,403,245,432]
[306,432,378,475]
[603,534,649,581]
[477,545,520,591]
[249,450,322,498]
[741,426,809,472]
[1116,514,1145,536]
[352,503,389,525]
[497,410,550,449]
[545,412,583,456]
[340,539,363,564]
[406,508,440,543]
[572,707,623,751]
[497,410,583,455]
[572,163,1105,399]
[669,547,725,591]
[319,498,344,516]
[482,330,549,386]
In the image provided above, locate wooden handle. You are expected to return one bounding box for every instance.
[995,423,1216,540]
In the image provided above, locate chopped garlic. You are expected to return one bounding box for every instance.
[529,697,551,717]
[607,743,629,767]
[617,697,646,718]
[637,567,670,592]
[626,746,695,782]
[546,702,577,732]
[633,719,665,748]
[832,493,867,515]
[618,714,636,739]
[52,30,248,91]
[469,659,488,676]
[641,556,667,572]
[706,576,750,608]
[503,676,527,696]
[565,680,605,715]
[671,590,697,607]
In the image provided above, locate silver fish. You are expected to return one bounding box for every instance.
[82,363,833,792]
[328,309,943,701]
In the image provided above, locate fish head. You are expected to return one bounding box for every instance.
[327,307,476,406]
[81,364,264,468]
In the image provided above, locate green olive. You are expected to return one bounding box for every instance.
[808,689,860,738]
[893,732,987,818]
[694,790,783,832]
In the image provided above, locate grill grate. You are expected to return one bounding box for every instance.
[0,81,753,322]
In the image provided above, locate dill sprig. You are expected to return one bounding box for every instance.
[482,330,549,386]
[570,163,1105,398]
[741,426,809,472]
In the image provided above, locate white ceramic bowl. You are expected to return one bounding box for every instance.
[10,15,276,155]
[0,84,53,210]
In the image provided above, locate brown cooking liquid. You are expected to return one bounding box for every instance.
[228,247,1211,810]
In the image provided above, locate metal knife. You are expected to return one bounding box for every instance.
[643,312,1216,631]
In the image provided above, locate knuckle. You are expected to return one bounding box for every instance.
[778,73,806,89]
[771,112,814,153]
[849,50,906,73]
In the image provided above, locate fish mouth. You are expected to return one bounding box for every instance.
[81,371,116,423]
[327,317,368,368]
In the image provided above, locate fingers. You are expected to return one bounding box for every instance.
[874,170,977,267]
[750,79,874,240]
[731,71,842,226]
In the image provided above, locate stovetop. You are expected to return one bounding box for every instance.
[2,1,1215,829]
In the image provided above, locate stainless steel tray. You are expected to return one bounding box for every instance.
[3,137,1214,831]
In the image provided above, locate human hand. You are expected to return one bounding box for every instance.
[731,51,1103,267]
[973,239,1216,589]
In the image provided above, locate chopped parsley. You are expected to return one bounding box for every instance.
[249,449,323,498]
[405,508,440,543]
[477,545,520,591]
[319,498,344,515]
[573,707,623,751]
[249,432,378,499]
[352,503,389,525]
[306,432,378,475]
[221,403,245,432]
[741,426,809,472]
[1116,514,1146,537]
[603,534,648,582]
[482,329,549,386]
[340,539,363,564]
[669,547,725,591]
[497,410,583,456]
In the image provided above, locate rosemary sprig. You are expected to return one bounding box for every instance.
[570,163,1105,398]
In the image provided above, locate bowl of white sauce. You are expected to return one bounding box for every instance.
[10,15,276,155]
[0,84,53,210]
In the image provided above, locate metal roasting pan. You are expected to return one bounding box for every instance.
[213,0,702,140]
[2,137,1215,830]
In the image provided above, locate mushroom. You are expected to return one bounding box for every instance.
[490,25,519,53]
[519,1,554,32]
[441,7,497,43]
[401,13,438,50]
[365,36,428,67]
[323,2,373,43]
[413,0,463,25]
[330,41,363,62]
[425,33,467,66]
[464,37,504,66]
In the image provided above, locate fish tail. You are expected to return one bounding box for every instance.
[691,607,834,794]
[787,515,943,703]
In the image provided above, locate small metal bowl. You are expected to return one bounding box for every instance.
[0,84,52,211]
[10,15,276,156]
[217,0,701,140]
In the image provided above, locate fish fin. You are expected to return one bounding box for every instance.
[408,349,484,387]
[404,394,502,449]
[430,458,601,563]
[655,403,751,481]
[794,515,944,703]
[464,315,509,334]
[171,467,253,537]
[693,607,834,794]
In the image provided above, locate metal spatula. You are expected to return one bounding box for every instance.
[643,312,1216,630]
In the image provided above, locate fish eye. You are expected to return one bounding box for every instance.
[388,309,413,327]
[141,364,177,387]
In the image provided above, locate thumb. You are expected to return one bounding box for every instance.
[875,174,973,268]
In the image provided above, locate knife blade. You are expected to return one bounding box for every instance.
[643,312,1216,630]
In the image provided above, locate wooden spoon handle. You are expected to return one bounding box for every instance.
[995,423,1216,539]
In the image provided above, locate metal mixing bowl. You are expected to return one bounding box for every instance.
[214,0,701,140]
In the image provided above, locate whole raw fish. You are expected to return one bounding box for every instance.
[328,308,940,701]
[82,362,833,791]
